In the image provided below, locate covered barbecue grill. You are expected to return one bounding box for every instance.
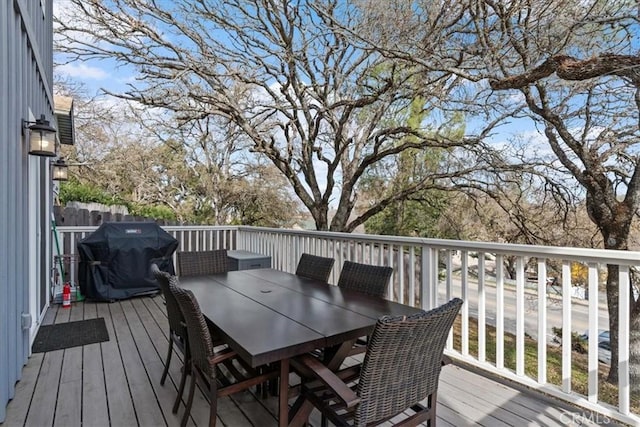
[78,222,178,301]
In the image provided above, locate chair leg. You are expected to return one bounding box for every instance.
[181,369,197,427]
[208,381,218,427]
[172,356,190,413]
[428,392,436,426]
[161,336,174,385]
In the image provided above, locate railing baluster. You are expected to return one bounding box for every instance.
[537,259,547,384]
[587,262,599,403]
[409,246,416,307]
[495,254,504,370]
[461,251,469,357]
[562,260,572,393]
[421,246,435,310]
[445,250,453,350]
[619,265,630,415]
[445,250,453,303]
[478,252,486,363]
[516,256,525,377]
[397,245,405,304]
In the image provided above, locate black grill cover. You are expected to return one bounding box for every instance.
[78,222,178,301]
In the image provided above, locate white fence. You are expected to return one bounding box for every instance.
[55,224,640,425]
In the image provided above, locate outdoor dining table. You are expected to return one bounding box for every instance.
[179,268,424,427]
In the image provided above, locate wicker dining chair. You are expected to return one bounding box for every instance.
[336,260,393,298]
[291,298,463,427]
[176,249,229,276]
[334,260,395,356]
[172,281,279,427]
[151,264,191,413]
[295,253,335,282]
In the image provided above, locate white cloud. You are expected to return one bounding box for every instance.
[57,62,110,80]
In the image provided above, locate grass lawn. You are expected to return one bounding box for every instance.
[451,316,640,414]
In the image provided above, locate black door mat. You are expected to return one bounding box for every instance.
[32,318,109,353]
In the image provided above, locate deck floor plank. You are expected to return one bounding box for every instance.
[2,353,44,427]
[82,299,109,427]
[229,389,278,427]
[3,303,59,425]
[55,304,71,324]
[440,365,566,426]
[80,301,110,427]
[138,296,208,427]
[81,341,109,427]
[54,304,84,427]
[2,297,609,427]
[23,350,63,427]
[109,301,166,426]
[97,302,138,426]
[125,298,195,427]
[42,303,58,326]
[53,346,83,427]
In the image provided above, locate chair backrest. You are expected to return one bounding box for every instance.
[151,264,186,340]
[355,298,463,425]
[336,260,393,298]
[171,281,217,378]
[177,249,229,276]
[295,253,335,282]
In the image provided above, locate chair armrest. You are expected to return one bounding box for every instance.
[210,347,237,365]
[291,354,360,408]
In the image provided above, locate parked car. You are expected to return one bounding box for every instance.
[579,329,609,342]
[597,340,611,365]
[579,330,610,365]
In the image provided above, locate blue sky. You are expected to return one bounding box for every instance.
[55,58,137,97]
[53,2,136,95]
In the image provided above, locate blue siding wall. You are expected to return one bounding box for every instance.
[0,0,54,422]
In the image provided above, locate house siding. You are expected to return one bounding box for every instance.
[0,0,54,422]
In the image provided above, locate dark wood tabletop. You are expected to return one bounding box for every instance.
[180,268,423,366]
[178,268,424,426]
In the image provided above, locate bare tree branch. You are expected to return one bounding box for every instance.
[491,54,640,90]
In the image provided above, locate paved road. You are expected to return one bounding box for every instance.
[435,277,610,343]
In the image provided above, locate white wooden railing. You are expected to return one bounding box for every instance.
[55,224,640,425]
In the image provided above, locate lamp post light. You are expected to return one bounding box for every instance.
[24,114,57,157]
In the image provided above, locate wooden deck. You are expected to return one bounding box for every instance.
[2,296,601,427]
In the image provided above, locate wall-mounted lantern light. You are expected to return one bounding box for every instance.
[23,114,57,157]
[51,158,69,181]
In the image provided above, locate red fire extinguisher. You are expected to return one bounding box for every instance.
[62,283,71,308]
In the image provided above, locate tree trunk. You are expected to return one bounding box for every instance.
[605,264,620,384]
[600,228,640,391]
[630,303,640,392]
[504,256,517,280]
[608,264,640,390]
[310,205,329,231]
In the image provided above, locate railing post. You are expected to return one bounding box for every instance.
[421,246,436,310]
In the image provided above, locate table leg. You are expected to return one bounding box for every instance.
[287,339,357,427]
[279,358,290,427]
[325,339,357,370]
